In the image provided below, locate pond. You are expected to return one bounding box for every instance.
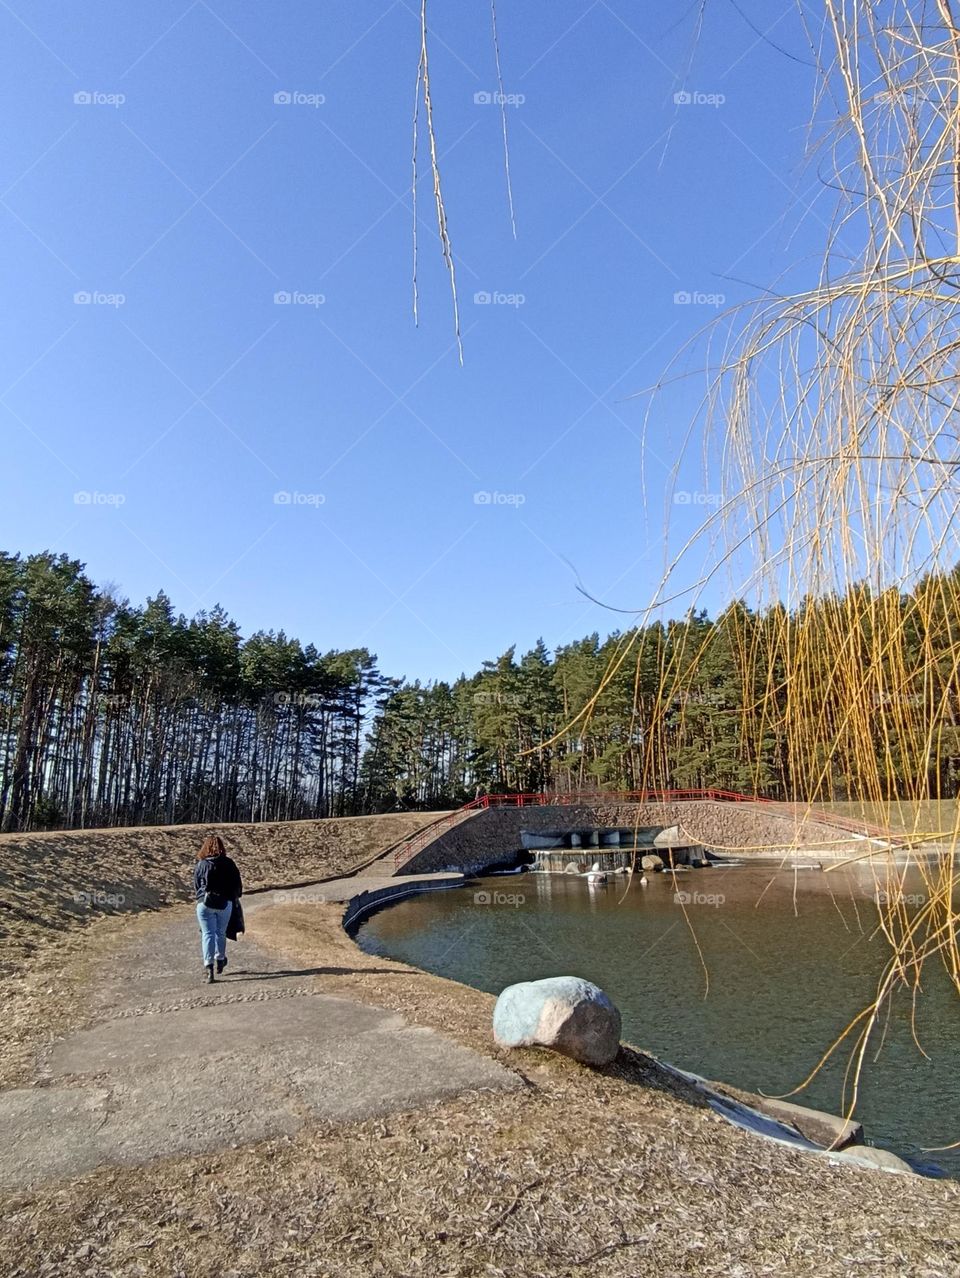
[357,861,960,1174]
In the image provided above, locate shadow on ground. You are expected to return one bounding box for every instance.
[225,966,424,980]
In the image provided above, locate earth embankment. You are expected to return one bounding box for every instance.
[0,811,447,976]
[401,801,869,876]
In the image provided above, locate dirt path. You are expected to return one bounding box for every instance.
[0,889,518,1192]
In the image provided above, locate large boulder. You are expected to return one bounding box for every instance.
[640,854,664,872]
[493,976,621,1066]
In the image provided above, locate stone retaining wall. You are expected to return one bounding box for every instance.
[399,802,859,876]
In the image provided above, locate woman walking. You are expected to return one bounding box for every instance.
[194,834,243,983]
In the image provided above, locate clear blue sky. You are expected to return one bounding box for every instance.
[1,1,821,682]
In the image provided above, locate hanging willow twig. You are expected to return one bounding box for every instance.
[490,0,517,239]
[412,1,519,354]
[413,0,462,363]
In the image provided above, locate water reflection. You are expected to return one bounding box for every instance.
[358,861,960,1172]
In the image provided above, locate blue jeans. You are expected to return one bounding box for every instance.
[196,900,232,967]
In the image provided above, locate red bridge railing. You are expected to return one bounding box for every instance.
[466,788,766,808]
[392,788,896,868]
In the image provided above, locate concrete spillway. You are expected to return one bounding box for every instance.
[520,827,665,851]
[522,824,710,872]
[529,845,710,872]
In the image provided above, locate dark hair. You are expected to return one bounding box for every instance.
[197,834,227,861]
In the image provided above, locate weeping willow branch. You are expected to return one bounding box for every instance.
[490,0,517,239]
[536,1,960,1119]
[412,1,518,355]
[413,0,462,363]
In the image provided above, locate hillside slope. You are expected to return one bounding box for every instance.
[0,811,447,976]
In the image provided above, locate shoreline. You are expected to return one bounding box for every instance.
[340,861,947,1178]
[3,830,960,1274]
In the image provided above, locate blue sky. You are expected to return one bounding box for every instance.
[1,1,821,682]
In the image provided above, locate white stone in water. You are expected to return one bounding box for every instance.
[493,976,622,1067]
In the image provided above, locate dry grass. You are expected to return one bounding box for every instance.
[0,811,444,981]
[6,1088,958,1278]
[1,901,959,1277]
[0,910,119,1089]
[814,799,960,838]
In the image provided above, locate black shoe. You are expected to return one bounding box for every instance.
[205,965,215,983]
[216,958,226,975]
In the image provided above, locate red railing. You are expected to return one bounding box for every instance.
[391,806,480,867]
[466,788,767,808]
[392,788,897,868]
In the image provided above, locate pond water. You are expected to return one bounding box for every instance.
[357,861,960,1174]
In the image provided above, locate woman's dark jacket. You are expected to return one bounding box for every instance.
[194,854,243,904]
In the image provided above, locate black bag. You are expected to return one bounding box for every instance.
[226,898,245,940]
[202,857,230,911]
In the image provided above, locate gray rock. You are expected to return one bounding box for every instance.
[756,1098,863,1150]
[829,1145,914,1174]
[493,976,621,1066]
[640,854,664,872]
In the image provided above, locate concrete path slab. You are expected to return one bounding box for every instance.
[2,886,517,1191]
[49,994,391,1074]
[262,870,464,905]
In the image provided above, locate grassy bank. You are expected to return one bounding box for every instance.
[0,811,446,979]
[2,899,958,1277]
[813,800,959,837]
